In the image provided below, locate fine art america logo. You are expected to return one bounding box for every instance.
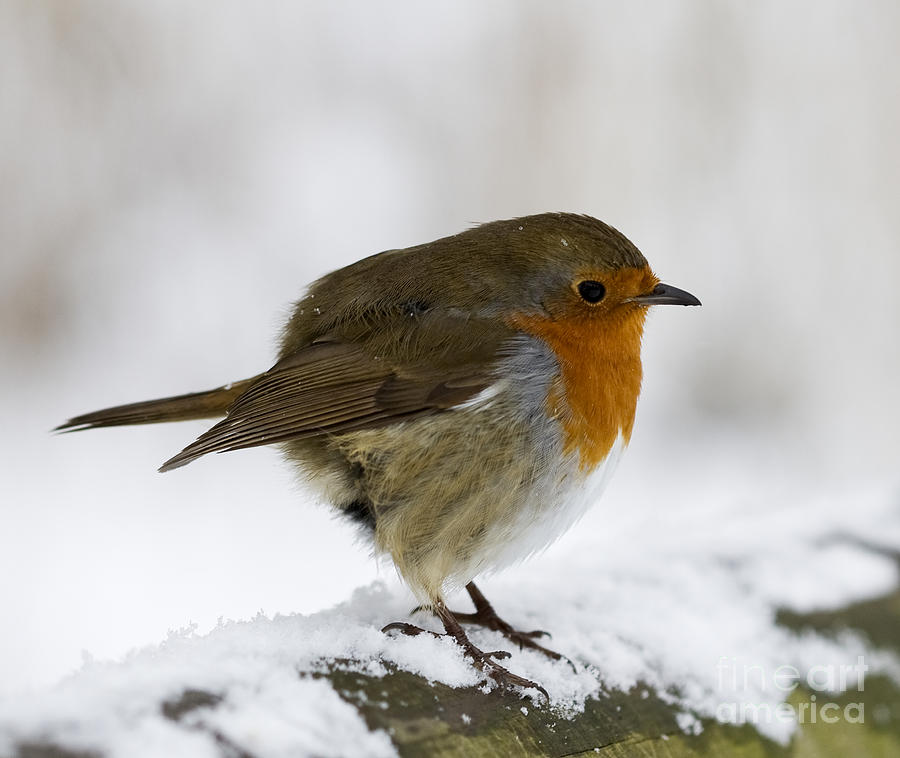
[716,656,868,725]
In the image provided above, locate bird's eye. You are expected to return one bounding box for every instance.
[577,280,606,304]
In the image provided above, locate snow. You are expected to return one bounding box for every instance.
[1,472,897,754]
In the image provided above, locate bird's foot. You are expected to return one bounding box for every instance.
[447,608,560,659]
[381,621,511,660]
[450,630,549,700]
[382,615,549,701]
[409,605,550,649]
[440,582,564,662]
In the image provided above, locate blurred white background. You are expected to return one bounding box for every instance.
[1,0,898,695]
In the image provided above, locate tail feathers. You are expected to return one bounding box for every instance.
[55,377,259,433]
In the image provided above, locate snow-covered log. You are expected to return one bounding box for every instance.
[2,561,899,758]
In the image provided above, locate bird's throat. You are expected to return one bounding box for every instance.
[510,307,646,472]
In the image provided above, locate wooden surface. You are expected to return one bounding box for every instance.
[9,553,900,758]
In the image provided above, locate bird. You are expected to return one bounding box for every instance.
[57,212,700,698]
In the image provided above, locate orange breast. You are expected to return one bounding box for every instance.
[510,304,648,472]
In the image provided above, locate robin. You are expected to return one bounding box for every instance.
[58,213,700,697]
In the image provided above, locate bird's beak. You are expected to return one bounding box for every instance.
[631,283,701,307]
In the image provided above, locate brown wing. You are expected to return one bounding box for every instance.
[158,340,491,472]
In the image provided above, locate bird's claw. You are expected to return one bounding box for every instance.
[381,621,441,639]
[479,661,549,701]
[382,618,549,702]
[382,624,509,662]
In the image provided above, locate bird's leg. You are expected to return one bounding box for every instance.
[435,600,549,699]
[382,600,549,700]
[447,582,562,661]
